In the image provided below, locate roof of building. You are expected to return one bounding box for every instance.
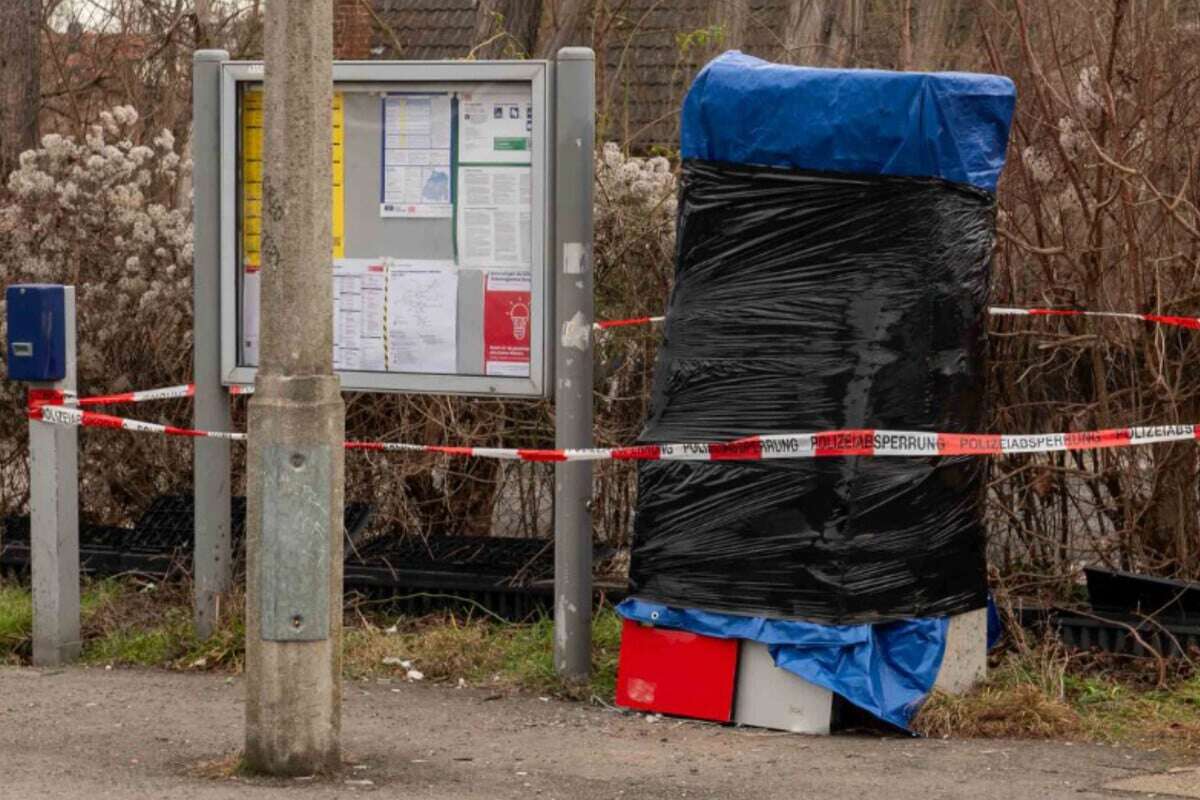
[369,0,795,149]
[372,0,479,60]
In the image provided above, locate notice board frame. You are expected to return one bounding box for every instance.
[217,60,552,397]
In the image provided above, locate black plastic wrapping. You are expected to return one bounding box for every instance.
[628,159,995,625]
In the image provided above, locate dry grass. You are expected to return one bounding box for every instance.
[914,633,1082,739]
[913,629,1200,757]
[914,683,1081,740]
[187,752,246,781]
[343,605,623,699]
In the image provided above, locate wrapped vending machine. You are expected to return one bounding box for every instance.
[616,52,1015,731]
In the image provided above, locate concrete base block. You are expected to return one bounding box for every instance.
[733,640,832,734]
[933,607,988,694]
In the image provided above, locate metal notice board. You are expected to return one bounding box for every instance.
[218,60,551,397]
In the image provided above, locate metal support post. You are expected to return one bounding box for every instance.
[552,47,596,682]
[192,48,232,639]
[29,287,78,666]
[244,0,343,775]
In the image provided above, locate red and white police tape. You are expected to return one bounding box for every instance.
[48,305,1200,409]
[594,307,1200,331]
[28,302,1199,461]
[26,398,1200,462]
[594,315,666,330]
[31,403,245,442]
[70,383,251,407]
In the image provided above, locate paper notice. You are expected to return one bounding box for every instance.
[241,269,261,366]
[483,272,532,377]
[386,262,458,374]
[333,260,387,372]
[457,89,533,164]
[381,94,453,218]
[456,166,532,268]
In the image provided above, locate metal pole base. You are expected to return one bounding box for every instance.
[244,375,344,776]
[29,417,80,667]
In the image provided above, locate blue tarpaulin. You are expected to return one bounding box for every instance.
[681,51,1016,191]
[617,599,948,730]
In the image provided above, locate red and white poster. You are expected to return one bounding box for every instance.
[483,271,532,377]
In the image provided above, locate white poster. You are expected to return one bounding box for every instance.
[457,89,533,165]
[332,260,387,372]
[381,94,453,217]
[386,262,458,374]
[241,269,261,366]
[456,166,532,268]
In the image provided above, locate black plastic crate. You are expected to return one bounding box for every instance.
[343,534,622,621]
[349,535,556,579]
[132,494,373,551]
[1016,601,1200,658]
[343,535,555,621]
[2,494,373,579]
[1085,567,1200,623]
[342,573,556,621]
[0,518,179,577]
[343,571,628,622]
[4,515,132,549]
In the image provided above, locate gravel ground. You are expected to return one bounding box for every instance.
[0,666,1183,799]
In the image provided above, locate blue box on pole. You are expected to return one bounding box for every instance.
[6,284,68,382]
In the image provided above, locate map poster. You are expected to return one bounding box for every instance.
[380,93,453,218]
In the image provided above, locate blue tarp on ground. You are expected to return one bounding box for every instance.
[681,51,1016,191]
[617,599,948,730]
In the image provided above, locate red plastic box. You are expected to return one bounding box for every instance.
[615,619,739,722]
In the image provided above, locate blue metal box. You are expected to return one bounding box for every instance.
[6,284,67,382]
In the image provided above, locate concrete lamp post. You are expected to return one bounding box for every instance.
[244,0,345,776]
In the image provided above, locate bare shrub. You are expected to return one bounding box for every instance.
[348,141,677,546]
[982,0,1200,588]
[591,142,677,546]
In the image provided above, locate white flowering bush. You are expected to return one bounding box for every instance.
[593,142,677,403]
[0,124,679,546]
[0,106,195,521]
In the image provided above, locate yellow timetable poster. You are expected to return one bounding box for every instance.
[332,93,344,258]
[241,89,345,270]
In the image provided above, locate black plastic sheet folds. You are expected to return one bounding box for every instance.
[628,160,996,625]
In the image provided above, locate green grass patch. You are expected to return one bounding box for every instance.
[0,577,129,662]
[85,624,179,666]
[0,576,245,670]
[79,580,245,670]
[0,582,33,663]
[1068,672,1200,752]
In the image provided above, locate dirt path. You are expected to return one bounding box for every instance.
[0,666,1180,799]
